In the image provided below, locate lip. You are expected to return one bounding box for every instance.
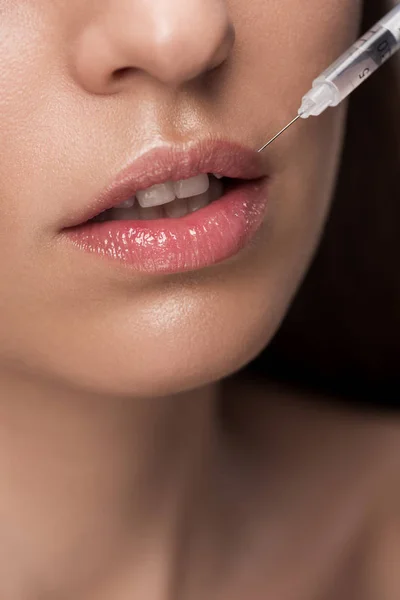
[62,140,269,274]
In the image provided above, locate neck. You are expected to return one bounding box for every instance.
[0,372,220,597]
[2,373,400,600]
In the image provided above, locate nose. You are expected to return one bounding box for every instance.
[73,0,235,93]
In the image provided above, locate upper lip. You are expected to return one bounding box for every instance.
[64,139,267,228]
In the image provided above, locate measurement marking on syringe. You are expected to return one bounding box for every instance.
[259,3,400,151]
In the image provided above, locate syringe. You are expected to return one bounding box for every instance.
[259,3,400,152]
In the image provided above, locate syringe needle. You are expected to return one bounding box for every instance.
[258,114,301,152]
[258,4,400,153]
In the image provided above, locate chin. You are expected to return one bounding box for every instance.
[6,223,313,399]
[24,301,281,399]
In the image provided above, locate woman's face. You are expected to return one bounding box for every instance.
[0,0,361,397]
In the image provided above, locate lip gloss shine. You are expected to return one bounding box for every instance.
[62,141,269,274]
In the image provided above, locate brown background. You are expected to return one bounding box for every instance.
[248,0,400,406]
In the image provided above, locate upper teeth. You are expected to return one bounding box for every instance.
[116,198,136,208]
[135,174,211,208]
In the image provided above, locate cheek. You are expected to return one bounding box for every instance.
[0,8,53,239]
[225,0,363,245]
[0,0,364,398]
[222,0,362,126]
[231,0,362,64]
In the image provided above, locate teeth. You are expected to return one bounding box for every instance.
[212,173,223,180]
[187,191,211,213]
[109,204,163,221]
[164,198,190,218]
[136,182,175,208]
[91,186,223,223]
[137,205,163,220]
[208,176,224,202]
[174,174,209,199]
[109,205,140,220]
[115,197,135,209]
[93,174,226,222]
[134,174,216,208]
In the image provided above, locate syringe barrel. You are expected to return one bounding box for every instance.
[379,3,400,42]
[300,3,400,118]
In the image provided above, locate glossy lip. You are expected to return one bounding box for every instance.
[62,140,269,275]
[63,140,266,228]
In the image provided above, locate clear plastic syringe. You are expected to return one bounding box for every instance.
[259,3,400,151]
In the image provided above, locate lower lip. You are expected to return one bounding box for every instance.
[64,179,268,275]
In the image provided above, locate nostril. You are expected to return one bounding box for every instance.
[207,24,236,73]
[72,2,235,94]
[113,66,134,81]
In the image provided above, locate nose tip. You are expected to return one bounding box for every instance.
[142,21,235,86]
[73,0,235,94]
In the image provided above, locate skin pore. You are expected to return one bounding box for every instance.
[0,0,400,598]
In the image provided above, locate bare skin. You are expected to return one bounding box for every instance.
[1,378,400,599]
[0,0,399,598]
